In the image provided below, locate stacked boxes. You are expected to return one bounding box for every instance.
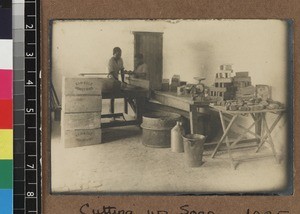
[233,72,255,99]
[61,77,102,148]
[233,72,251,88]
[161,79,170,91]
[170,75,180,92]
[209,64,235,100]
[209,66,256,101]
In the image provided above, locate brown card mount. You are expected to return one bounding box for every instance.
[42,1,299,213]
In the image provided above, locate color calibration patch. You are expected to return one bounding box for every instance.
[0,0,13,213]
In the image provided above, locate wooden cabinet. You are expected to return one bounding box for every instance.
[133,32,163,90]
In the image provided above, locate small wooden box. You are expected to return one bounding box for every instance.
[63,112,101,130]
[62,96,102,113]
[64,128,102,148]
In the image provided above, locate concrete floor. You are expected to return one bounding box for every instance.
[51,100,289,194]
[51,124,289,194]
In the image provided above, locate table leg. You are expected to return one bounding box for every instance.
[256,112,283,153]
[124,98,128,114]
[254,113,262,144]
[136,97,145,125]
[189,105,198,134]
[218,111,237,169]
[110,98,115,114]
[255,113,265,153]
[231,121,255,146]
[189,105,207,135]
[211,114,238,158]
[261,113,279,163]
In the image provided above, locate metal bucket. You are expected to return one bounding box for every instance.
[141,111,181,148]
[182,134,206,167]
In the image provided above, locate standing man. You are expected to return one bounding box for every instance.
[108,47,125,117]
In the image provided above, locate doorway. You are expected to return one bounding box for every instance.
[133,32,163,90]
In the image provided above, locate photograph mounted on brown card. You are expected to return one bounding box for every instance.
[49,19,292,195]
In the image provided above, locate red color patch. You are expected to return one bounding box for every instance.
[0,100,13,129]
[0,70,13,100]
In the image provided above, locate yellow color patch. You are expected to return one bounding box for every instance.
[0,130,13,159]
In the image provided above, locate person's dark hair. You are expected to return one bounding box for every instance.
[134,53,144,59]
[113,47,122,55]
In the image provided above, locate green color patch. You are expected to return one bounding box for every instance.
[0,160,13,189]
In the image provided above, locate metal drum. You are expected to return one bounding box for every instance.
[141,111,181,148]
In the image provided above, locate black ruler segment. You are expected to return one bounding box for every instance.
[23,0,41,213]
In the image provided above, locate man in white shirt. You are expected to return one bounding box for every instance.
[108,47,125,81]
[132,53,148,79]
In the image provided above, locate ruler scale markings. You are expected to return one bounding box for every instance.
[35,0,39,212]
[25,0,39,213]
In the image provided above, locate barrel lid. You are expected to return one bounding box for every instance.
[182,134,206,141]
[142,111,181,128]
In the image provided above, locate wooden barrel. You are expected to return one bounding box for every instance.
[141,111,181,148]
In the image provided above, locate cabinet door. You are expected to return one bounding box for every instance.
[134,32,163,90]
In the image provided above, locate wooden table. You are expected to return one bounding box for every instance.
[76,73,149,128]
[101,89,148,128]
[210,105,285,169]
[150,91,210,135]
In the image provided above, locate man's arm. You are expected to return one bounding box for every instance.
[119,58,125,82]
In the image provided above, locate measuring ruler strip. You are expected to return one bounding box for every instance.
[11,0,41,213]
[13,0,25,213]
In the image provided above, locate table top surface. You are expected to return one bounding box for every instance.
[210,105,286,114]
[102,88,148,99]
[153,90,211,105]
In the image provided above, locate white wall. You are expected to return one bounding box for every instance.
[52,19,288,103]
[163,20,288,103]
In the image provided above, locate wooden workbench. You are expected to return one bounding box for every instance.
[149,90,211,135]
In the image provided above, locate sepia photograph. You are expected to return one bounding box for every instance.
[49,19,292,194]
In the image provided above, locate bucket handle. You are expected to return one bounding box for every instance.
[182,134,207,148]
